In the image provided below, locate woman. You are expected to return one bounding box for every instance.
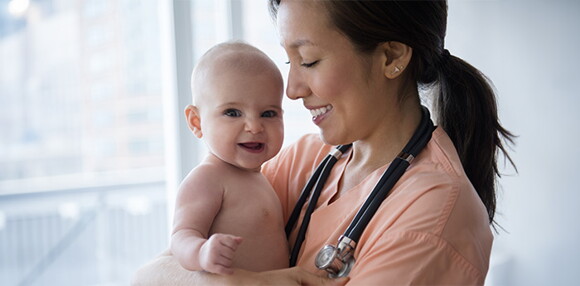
[132,0,514,285]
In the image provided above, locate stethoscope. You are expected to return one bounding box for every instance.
[285,106,435,278]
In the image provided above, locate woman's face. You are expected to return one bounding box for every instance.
[277,0,395,145]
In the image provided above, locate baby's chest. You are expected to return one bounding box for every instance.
[211,183,283,235]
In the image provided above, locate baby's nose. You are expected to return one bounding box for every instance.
[245,118,264,134]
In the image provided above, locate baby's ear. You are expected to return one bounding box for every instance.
[184,105,203,138]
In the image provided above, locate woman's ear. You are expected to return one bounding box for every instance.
[184,105,203,138]
[380,41,413,79]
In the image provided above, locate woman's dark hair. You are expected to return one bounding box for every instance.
[269,0,516,225]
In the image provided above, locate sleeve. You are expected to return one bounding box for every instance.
[348,231,486,285]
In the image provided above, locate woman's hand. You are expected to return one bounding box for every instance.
[131,249,348,286]
[235,267,349,286]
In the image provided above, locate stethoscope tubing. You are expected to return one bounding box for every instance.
[288,144,352,266]
[344,107,434,241]
[344,159,408,241]
[287,106,434,267]
[286,144,352,236]
[285,156,330,237]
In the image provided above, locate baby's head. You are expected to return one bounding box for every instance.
[185,42,284,171]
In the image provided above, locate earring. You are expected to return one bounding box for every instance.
[392,65,403,75]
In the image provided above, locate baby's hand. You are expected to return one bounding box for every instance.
[198,233,243,275]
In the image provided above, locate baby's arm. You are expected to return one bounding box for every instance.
[170,166,243,275]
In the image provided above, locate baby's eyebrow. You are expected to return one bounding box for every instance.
[216,103,281,110]
[266,105,283,111]
[216,102,241,108]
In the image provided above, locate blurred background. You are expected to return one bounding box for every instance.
[0,0,578,285]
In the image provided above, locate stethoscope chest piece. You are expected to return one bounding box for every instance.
[315,236,356,278]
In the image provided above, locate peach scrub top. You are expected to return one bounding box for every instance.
[262,127,492,285]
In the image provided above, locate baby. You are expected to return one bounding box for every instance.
[170,42,289,275]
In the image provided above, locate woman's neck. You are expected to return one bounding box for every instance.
[340,100,422,192]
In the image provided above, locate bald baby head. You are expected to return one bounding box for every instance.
[191,42,283,106]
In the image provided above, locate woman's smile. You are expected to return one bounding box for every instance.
[308,104,333,124]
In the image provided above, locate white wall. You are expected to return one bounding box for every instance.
[446,1,580,285]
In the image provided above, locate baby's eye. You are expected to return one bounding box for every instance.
[224,109,242,117]
[261,110,278,118]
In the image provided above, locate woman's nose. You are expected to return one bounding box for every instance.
[245,118,264,134]
[286,66,310,100]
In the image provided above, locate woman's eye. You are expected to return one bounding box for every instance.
[261,110,278,118]
[224,109,242,117]
[301,60,318,68]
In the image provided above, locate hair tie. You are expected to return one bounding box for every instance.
[442,49,451,61]
[436,49,451,68]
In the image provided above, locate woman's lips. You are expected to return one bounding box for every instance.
[308,104,333,125]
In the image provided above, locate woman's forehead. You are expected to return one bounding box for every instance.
[276,0,333,48]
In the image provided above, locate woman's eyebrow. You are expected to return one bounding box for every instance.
[281,39,316,49]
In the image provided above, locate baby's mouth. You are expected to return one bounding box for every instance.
[238,142,265,152]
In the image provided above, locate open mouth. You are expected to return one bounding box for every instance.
[309,104,333,117]
[309,104,333,124]
[238,142,265,153]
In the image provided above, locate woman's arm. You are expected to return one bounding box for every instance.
[131,249,348,286]
[131,249,205,286]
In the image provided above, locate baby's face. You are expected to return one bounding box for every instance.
[197,69,284,171]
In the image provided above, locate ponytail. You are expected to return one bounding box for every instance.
[435,51,516,224]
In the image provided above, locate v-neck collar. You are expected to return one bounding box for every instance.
[321,149,392,208]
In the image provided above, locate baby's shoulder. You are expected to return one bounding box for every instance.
[195,160,230,175]
[180,161,231,190]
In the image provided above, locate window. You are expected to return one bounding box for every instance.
[0,1,317,285]
[0,0,167,284]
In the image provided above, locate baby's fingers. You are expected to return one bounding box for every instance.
[199,246,235,275]
[216,234,243,251]
[208,262,235,275]
[201,233,243,275]
[216,244,236,261]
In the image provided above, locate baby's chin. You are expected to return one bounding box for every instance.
[231,159,268,173]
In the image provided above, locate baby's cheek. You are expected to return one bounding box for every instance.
[269,123,284,147]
